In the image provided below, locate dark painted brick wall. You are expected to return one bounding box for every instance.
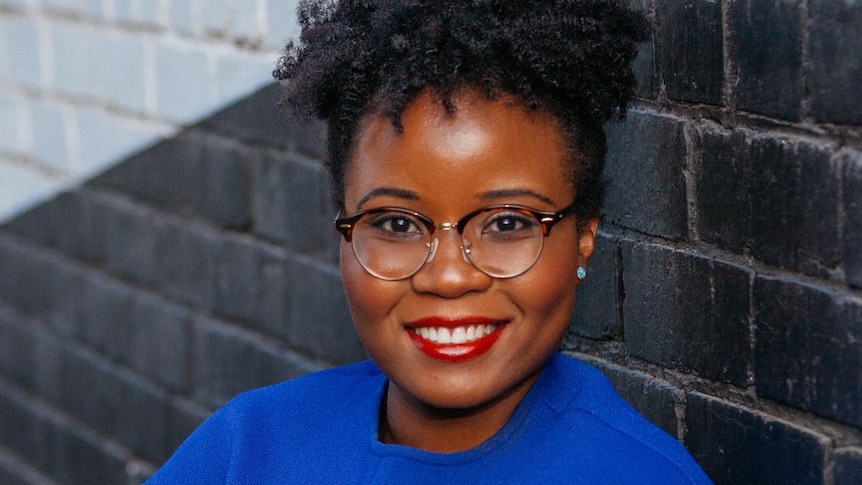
[1,3,861,485]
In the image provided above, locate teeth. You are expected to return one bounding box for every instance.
[438,328,452,344]
[412,324,499,344]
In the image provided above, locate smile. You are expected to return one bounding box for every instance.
[410,324,499,344]
[406,317,507,362]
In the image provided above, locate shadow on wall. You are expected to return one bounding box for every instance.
[0,83,367,484]
[0,77,860,484]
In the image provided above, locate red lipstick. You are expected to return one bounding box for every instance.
[406,317,507,362]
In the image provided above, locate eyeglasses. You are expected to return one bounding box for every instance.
[335,203,576,280]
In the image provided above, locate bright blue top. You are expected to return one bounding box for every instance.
[146,353,712,484]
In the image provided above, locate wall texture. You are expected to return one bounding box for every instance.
[0,0,292,221]
[0,1,860,484]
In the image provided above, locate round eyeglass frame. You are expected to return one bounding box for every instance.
[334,203,577,280]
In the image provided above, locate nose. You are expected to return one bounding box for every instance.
[410,230,493,298]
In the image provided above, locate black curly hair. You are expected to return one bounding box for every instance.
[274,0,646,222]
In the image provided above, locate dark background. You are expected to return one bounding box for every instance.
[1,1,860,483]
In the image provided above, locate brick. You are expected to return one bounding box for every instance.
[0,234,85,335]
[51,345,171,464]
[41,0,83,13]
[114,0,133,22]
[0,445,56,485]
[76,272,190,392]
[0,94,22,155]
[52,23,97,100]
[623,243,751,385]
[199,0,229,34]
[96,32,148,113]
[0,382,44,473]
[685,392,828,485]
[749,137,840,276]
[114,0,161,27]
[215,235,288,337]
[98,194,160,286]
[123,293,190,393]
[88,137,191,212]
[283,255,366,365]
[602,111,688,239]
[845,151,862,288]
[76,272,136,360]
[808,0,862,125]
[253,152,338,261]
[75,106,172,179]
[202,83,327,158]
[53,26,147,112]
[0,0,27,9]
[728,0,804,121]
[170,0,196,35]
[5,189,107,266]
[153,218,219,310]
[192,134,253,228]
[83,0,104,18]
[215,51,276,105]
[834,448,862,485]
[265,0,300,49]
[692,127,750,252]
[1,18,41,89]
[626,0,654,98]
[191,316,323,409]
[655,0,723,105]
[754,276,861,428]
[567,232,620,340]
[0,380,129,484]
[0,306,38,391]
[694,129,841,277]
[226,0,260,41]
[88,130,251,229]
[32,101,70,174]
[587,358,681,439]
[155,41,211,121]
[0,161,68,223]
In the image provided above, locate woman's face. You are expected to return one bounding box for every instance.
[341,90,597,412]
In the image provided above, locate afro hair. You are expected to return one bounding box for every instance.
[275,0,646,220]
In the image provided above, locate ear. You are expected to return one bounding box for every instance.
[577,217,600,263]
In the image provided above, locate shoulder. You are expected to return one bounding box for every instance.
[228,359,383,413]
[145,361,384,484]
[534,354,712,484]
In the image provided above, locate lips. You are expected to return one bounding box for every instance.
[406,317,507,361]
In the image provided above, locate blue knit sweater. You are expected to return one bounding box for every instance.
[146,353,711,484]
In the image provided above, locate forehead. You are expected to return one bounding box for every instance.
[345,90,572,211]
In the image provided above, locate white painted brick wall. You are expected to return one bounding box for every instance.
[0,0,300,221]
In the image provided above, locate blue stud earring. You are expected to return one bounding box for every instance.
[576,266,586,280]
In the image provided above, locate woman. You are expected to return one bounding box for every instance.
[147,1,711,483]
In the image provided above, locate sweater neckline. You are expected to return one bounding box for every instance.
[366,353,560,465]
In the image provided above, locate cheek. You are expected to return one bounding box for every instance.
[519,244,580,321]
[340,242,396,332]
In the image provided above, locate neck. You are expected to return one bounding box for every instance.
[378,370,540,453]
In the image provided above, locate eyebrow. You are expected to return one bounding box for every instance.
[356,187,558,210]
[356,187,419,210]
[480,188,556,206]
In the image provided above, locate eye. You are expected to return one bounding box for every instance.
[481,211,537,237]
[366,212,425,238]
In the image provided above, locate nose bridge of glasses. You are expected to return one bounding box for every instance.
[424,222,471,265]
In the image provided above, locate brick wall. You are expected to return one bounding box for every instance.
[0,1,860,484]
[0,0,292,221]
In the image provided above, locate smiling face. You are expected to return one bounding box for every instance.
[341,89,597,440]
